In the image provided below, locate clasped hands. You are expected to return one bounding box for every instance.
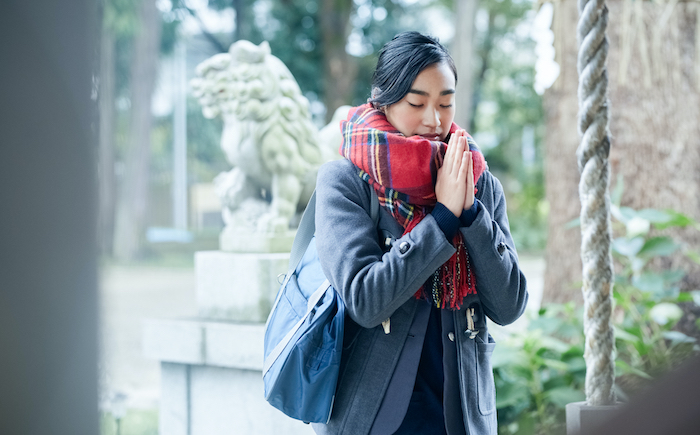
[435,129,474,218]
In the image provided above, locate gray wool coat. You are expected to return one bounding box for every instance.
[311,159,528,435]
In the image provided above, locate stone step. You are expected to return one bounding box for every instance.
[194,250,289,322]
[142,318,264,370]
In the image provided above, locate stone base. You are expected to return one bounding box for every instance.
[160,363,314,435]
[144,319,314,435]
[195,250,289,322]
[220,227,295,253]
[566,401,622,435]
[142,318,265,369]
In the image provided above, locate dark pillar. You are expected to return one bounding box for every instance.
[0,1,99,434]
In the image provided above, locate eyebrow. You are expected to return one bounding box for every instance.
[408,89,456,96]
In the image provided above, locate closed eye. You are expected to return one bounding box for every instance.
[440,104,453,108]
[408,102,423,108]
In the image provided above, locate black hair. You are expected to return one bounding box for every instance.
[368,31,457,109]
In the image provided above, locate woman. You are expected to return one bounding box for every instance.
[313,32,528,435]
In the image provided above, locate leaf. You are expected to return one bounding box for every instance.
[654,210,697,230]
[616,360,653,380]
[626,216,651,237]
[528,316,562,334]
[636,208,672,224]
[542,358,570,371]
[610,204,628,224]
[614,326,641,343]
[545,387,586,409]
[492,346,524,369]
[638,236,679,258]
[565,356,587,372]
[676,292,694,303]
[611,175,624,206]
[515,412,536,435]
[663,331,697,345]
[661,269,686,284]
[539,335,572,354]
[618,206,638,223]
[613,237,645,257]
[496,383,531,408]
[630,257,647,274]
[691,290,700,306]
[686,250,700,265]
[649,303,683,326]
[632,272,665,293]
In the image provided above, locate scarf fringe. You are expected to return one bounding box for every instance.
[414,235,477,310]
[403,209,477,310]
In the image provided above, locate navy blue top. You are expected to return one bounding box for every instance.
[394,306,447,435]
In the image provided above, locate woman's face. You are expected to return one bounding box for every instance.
[383,62,456,142]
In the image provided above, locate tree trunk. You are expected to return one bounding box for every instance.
[542,0,583,303]
[542,0,700,304]
[319,0,357,122]
[470,9,496,129]
[113,0,162,261]
[233,0,252,42]
[452,0,479,130]
[99,25,116,256]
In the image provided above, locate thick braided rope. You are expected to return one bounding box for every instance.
[577,0,616,406]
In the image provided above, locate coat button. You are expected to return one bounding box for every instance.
[497,242,506,255]
[448,332,455,342]
[399,241,410,254]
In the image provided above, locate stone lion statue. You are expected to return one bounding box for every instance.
[191,40,346,250]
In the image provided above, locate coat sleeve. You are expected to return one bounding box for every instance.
[314,161,456,329]
[459,172,528,326]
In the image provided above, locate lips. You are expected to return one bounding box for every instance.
[419,133,441,141]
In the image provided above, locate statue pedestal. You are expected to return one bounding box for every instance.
[195,251,289,322]
[143,234,312,434]
[219,228,295,253]
[143,319,313,435]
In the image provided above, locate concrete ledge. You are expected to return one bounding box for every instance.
[143,318,265,370]
[142,318,204,365]
[195,251,289,322]
[566,401,622,435]
[205,322,264,370]
[220,229,295,253]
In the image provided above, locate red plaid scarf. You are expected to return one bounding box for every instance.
[340,104,487,309]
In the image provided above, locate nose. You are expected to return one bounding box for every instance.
[423,107,441,129]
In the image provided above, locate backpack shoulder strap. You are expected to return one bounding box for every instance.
[286,190,317,279]
[369,187,380,225]
[286,187,381,283]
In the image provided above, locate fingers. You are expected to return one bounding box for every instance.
[444,129,464,174]
[443,133,455,173]
[449,134,467,176]
[458,148,470,181]
[465,149,475,208]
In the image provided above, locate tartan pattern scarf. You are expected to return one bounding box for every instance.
[340,104,487,309]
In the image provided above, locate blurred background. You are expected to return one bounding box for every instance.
[95,0,700,434]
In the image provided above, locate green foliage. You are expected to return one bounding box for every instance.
[496,197,699,433]
[185,97,227,183]
[609,199,700,396]
[264,0,417,115]
[468,0,547,253]
[495,304,586,435]
[100,409,158,435]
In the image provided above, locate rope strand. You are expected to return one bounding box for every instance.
[577,0,616,406]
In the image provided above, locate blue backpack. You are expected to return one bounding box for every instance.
[263,189,379,424]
